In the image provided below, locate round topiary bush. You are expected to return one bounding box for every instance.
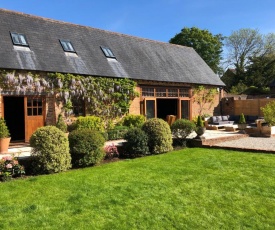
[69,129,105,167]
[142,118,173,154]
[123,127,149,158]
[29,126,71,174]
[75,116,105,132]
[171,119,196,146]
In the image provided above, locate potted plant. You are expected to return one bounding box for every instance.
[238,113,247,133]
[56,114,68,137]
[260,101,275,136]
[195,115,206,137]
[0,117,11,153]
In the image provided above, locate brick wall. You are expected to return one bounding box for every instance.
[191,90,221,118]
[129,86,141,115]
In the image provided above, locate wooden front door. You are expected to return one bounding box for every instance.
[25,97,45,142]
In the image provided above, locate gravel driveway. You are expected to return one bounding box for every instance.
[214,136,275,152]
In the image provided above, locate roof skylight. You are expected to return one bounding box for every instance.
[60,40,76,53]
[100,46,116,58]
[10,32,29,46]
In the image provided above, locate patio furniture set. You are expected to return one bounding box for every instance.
[204,115,263,132]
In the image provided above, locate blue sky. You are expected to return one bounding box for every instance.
[1,0,275,43]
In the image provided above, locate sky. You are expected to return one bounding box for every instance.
[1,0,275,43]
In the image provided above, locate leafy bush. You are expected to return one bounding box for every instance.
[171,119,196,146]
[107,126,129,140]
[0,117,10,138]
[0,156,25,181]
[261,101,275,126]
[69,129,105,167]
[123,128,149,157]
[67,121,77,132]
[122,114,145,128]
[75,116,105,132]
[104,143,119,159]
[29,126,71,174]
[142,118,173,154]
[56,114,67,133]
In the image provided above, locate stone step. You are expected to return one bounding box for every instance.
[0,145,32,159]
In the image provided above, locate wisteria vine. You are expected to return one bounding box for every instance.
[0,71,139,121]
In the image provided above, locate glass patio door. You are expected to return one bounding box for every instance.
[144,98,156,119]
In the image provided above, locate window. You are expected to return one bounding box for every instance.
[100,46,116,58]
[59,40,76,52]
[142,87,154,97]
[156,88,166,97]
[179,88,190,97]
[10,32,29,46]
[168,88,178,97]
[71,98,85,116]
[27,98,43,116]
[141,86,191,98]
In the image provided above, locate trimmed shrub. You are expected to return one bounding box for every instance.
[75,116,105,132]
[123,128,149,157]
[67,121,77,132]
[29,126,71,174]
[107,126,129,140]
[0,117,10,138]
[171,119,196,146]
[69,129,105,167]
[142,118,173,154]
[56,114,67,133]
[239,113,246,124]
[122,114,145,128]
[196,115,204,127]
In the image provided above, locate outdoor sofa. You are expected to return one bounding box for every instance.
[205,115,261,130]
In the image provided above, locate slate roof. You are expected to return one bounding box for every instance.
[0,9,225,86]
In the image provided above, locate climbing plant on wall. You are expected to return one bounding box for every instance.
[192,85,217,116]
[0,70,139,124]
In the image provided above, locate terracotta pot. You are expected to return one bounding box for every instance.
[0,137,11,154]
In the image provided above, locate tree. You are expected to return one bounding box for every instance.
[220,68,236,91]
[225,29,263,75]
[245,53,275,88]
[169,27,223,73]
[192,85,217,116]
[224,29,275,92]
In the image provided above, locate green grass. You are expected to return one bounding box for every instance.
[1,148,275,229]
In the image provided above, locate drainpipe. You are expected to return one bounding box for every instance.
[219,87,223,115]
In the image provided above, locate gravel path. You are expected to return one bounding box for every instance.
[214,137,275,152]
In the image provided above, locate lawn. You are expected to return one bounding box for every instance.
[0,148,275,230]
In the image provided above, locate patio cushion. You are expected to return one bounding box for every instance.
[222,115,229,121]
[212,116,222,123]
